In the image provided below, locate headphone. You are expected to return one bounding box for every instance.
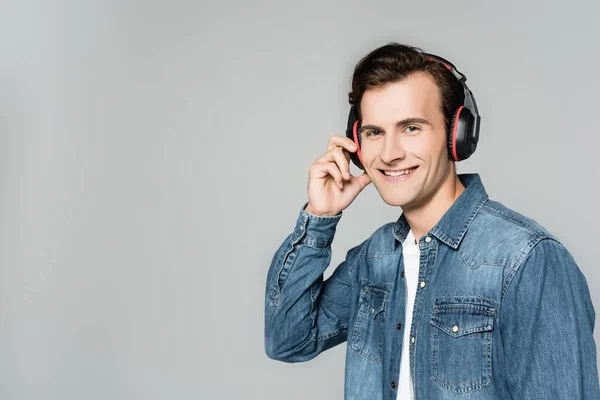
[345,53,481,170]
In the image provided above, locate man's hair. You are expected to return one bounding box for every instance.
[348,43,465,130]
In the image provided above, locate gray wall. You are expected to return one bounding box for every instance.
[1,0,598,398]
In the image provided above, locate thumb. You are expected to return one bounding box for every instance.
[354,171,372,191]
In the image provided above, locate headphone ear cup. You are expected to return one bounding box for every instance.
[448,106,478,162]
[346,106,364,170]
[447,110,460,161]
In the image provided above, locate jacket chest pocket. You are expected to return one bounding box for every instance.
[430,298,496,394]
[350,282,390,365]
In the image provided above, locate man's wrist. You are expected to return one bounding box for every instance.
[305,203,341,217]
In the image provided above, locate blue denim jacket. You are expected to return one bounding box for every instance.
[264,173,600,399]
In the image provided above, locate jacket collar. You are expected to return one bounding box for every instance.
[392,173,489,249]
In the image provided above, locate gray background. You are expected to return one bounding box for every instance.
[1,0,598,398]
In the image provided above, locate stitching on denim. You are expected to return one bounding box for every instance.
[316,325,348,341]
[300,235,334,248]
[499,237,552,313]
[276,242,301,291]
[480,202,550,238]
[350,286,386,365]
[304,211,343,220]
[432,296,499,308]
[432,194,489,248]
[454,194,489,246]
[431,310,494,394]
[457,249,510,270]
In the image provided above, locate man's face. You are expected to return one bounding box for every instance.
[358,72,453,211]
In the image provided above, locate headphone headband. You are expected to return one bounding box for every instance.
[424,53,480,131]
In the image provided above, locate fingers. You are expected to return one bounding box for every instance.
[312,161,345,189]
[311,135,361,191]
[326,135,358,153]
[317,136,358,181]
[314,147,350,182]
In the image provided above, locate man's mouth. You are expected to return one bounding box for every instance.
[378,167,418,177]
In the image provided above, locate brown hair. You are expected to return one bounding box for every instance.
[348,42,464,129]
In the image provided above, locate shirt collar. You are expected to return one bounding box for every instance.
[392,173,489,249]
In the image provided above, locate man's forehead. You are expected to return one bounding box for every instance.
[360,76,442,123]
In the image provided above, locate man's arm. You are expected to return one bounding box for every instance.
[264,202,361,362]
[500,238,600,398]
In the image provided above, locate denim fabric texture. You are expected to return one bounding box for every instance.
[265,173,600,399]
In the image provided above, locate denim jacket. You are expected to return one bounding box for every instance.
[264,173,600,399]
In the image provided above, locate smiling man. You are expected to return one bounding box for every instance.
[357,71,463,241]
[264,43,600,399]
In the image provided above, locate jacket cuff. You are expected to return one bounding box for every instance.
[289,202,342,248]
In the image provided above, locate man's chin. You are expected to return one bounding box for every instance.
[380,194,413,208]
[373,179,426,209]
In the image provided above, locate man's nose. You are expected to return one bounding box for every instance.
[380,137,406,164]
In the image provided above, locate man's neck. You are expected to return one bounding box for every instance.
[404,172,465,244]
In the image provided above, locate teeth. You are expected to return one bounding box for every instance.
[384,168,415,177]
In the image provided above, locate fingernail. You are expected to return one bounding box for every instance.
[345,171,350,179]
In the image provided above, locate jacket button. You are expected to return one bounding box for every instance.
[425,236,431,243]
[397,323,402,330]
[391,381,397,389]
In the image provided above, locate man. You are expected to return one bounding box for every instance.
[264,43,600,399]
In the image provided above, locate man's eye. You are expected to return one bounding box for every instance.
[366,130,382,137]
[406,125,420,133]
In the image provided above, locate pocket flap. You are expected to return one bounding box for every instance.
[359,280,391,317]
[431,301,495,338]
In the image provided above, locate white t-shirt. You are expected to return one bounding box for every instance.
[397,229,420,400]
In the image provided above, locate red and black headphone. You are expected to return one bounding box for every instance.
[345,53,481,170]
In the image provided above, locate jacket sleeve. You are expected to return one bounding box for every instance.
[500,238,600,398]
[264,202,362,362]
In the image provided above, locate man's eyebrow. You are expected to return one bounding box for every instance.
[358,118,432,135]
